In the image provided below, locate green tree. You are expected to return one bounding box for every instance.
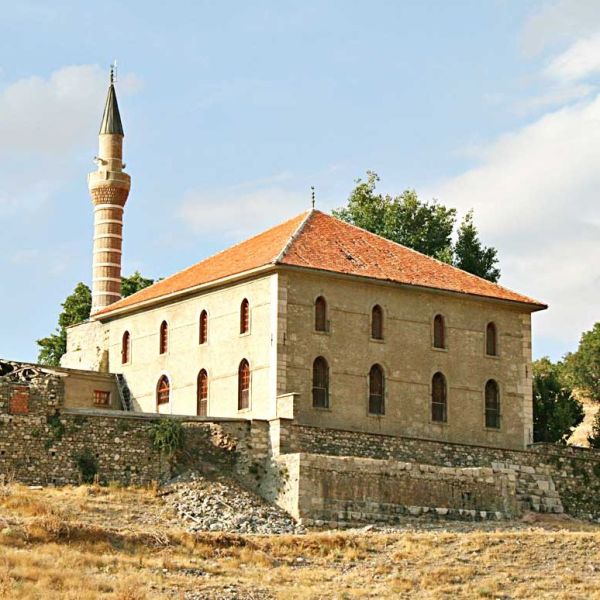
[533,357,584,443]
[121,271,155,298]
[37,282,91,366]
[37,272,155,366]
[588,409,600,449]
[454,210,500,282]
[333,171,456,260]
[334,172,501,280]
[563,323,600,402]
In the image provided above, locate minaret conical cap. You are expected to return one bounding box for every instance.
[99,84,124,135]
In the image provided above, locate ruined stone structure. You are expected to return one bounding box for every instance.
[5,76,598,526]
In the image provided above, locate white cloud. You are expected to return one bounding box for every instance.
[514,84,594,115]
[0,65,140,213]
[0,65,140,157]
[178,183,315,241]
[544,33,600,82]
[521,0,600,57]
[426,93,600,353]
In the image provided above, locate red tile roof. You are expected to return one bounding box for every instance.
[94,210,546,317]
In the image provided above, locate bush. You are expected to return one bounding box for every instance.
[74,449,98,484]
[149,419,184,456]
[47,412,65,441]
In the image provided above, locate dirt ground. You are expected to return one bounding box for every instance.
[0,484,597,599]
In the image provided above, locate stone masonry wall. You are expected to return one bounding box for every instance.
[285,424,600,519]
[278,453,522,526]
[0,375,253,486]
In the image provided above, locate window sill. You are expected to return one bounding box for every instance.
[484,354,501,360]
[431,347,448,353]
[239,331,251,338]
[367,412,385,418]
[314,330,331,336]
[430,420,448,426]
[485,426,502,432]
[312,406,332,412]
[370,338,385,344]
[237,407,252,414]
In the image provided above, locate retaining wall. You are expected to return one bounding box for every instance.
[282,423,600,519]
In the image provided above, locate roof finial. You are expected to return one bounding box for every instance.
[110,60,118,85]
[311,186,315,209]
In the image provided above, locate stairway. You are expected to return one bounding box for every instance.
[115,373,132,411]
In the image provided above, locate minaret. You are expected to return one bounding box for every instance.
[89,68,131,313]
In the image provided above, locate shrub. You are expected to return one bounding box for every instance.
[47,411,65,441]
[74,449,98,484]
[149,419,184,456]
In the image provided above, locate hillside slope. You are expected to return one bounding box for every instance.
[0,483,597,599]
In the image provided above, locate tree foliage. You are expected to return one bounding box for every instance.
[333,172,500,280]
[563,322,600,402]
[588,409,600,449]
[532,357,584,444]
[454,210,500,282]
[37,272,155,366]
[333,171,455,260]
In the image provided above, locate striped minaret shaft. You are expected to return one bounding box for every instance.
[89,77,131,313]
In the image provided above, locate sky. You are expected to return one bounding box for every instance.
[0,0,598,363]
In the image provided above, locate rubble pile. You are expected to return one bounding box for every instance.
[163,473,303,535]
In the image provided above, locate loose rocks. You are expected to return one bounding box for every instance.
[162,472,303,535]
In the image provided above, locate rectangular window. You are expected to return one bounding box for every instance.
[93,390,110,406]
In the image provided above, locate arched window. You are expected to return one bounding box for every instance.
[199,310,208,345]
[485,379,500,429]
[371,305,383,340]
[238,359,250,410]
[240,299,250,334]
[315,296,327,332]
[433,314,446,349]
[197,369,208,417]
[368,364,385,415]
[156,375,170,407]
[312,357,329,408]
[159,321,168,354]
[121,331,130,364]
[431,372,447,422]
[486,322,497,356]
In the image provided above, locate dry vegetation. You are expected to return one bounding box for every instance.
[0,484,597,599]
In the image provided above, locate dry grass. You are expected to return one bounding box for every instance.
[0,484,597,599]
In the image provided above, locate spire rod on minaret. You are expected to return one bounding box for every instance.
[311,186,315,209]
[99,62,124,135]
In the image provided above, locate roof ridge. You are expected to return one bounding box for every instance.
[320,212,545,306]
[274,209,315,264]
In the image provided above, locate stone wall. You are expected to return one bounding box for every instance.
[0,372,252,486]
[284,423,600,519]
[277,453,524,526]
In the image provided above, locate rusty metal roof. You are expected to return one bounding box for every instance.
[99,84,124,135]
